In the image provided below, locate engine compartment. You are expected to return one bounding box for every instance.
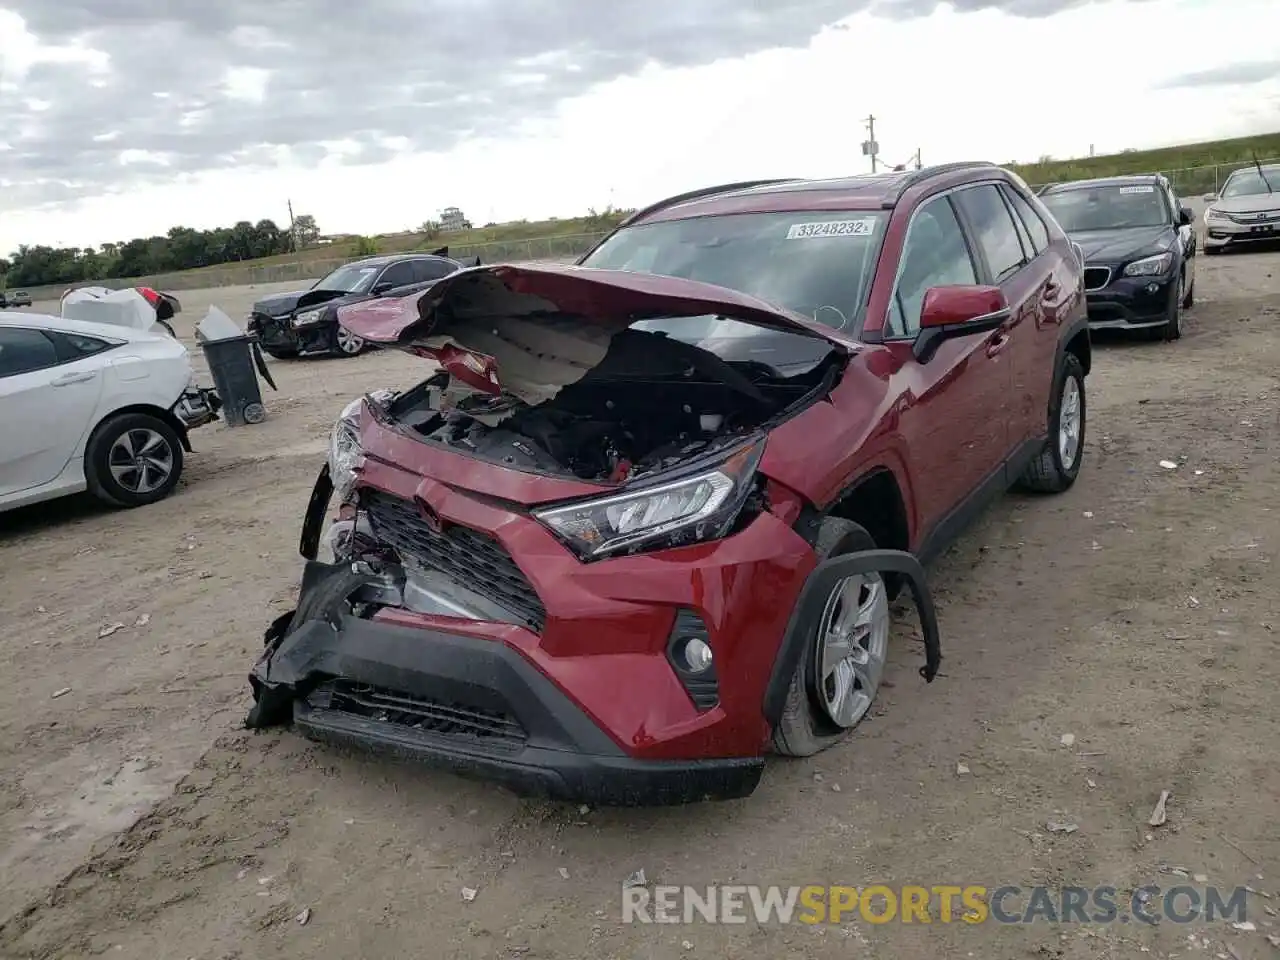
[384,327,842,483]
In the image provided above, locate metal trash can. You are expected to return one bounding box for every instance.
[200,335,275,426]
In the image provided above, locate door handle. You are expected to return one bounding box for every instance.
[50,371,96,386]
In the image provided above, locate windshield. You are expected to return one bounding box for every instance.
[580,210,886,335]
[1040,184,1170,231]
[1221,168,1279,200]
[314,262,381,293]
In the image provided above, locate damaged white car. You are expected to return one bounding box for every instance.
[0,301,220,513]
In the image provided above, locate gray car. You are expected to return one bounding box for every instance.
[1202,163,1280,254]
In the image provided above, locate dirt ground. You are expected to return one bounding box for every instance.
[1,248,1278,960]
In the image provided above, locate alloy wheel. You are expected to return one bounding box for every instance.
[108,428,175,494]
[813,573,890,728]
[1059,376,1082,470]
[335,327,364,355]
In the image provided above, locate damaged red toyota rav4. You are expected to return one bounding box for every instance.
[247,162,1091,805]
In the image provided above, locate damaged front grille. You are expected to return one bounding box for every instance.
[361,489,547,632]
[311,680,528,751]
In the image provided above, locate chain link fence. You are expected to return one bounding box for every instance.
[1029,157,1280,197]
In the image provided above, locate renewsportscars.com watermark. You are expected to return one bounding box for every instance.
[623,885,1250,926]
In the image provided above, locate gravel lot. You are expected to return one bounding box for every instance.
[1,248,1278,960]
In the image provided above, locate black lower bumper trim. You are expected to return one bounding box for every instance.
[249,567,764,805]
[294,703,763,805]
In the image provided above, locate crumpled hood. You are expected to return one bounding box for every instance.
[252,288,355,317]
[60,287,159,332]
[1068,225,1174,263]
[335,263,852,405]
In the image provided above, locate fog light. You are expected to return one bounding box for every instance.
[1146,282,1159,294]
[680,637,714,673]
[666,610,719,711]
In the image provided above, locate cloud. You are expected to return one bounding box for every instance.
[2,0,1154,213]
[1157,60,1280,90]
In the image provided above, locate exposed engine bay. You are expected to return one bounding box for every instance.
[382,325,843,483]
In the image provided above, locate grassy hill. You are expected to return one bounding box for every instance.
[1009,131,1280,195]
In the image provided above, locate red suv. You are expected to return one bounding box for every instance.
[247,162,1090,804]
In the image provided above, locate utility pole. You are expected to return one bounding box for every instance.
[287,199,297,252]
[913,148,922,171]
[861,115,879,173]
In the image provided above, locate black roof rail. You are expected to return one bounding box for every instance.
[620,179,802,227]
[882,161,1002,207]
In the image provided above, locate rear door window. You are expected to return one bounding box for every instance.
[954,184,1029,282]
[413,258,458,283]
[1003,186,1050,255]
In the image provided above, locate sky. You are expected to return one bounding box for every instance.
[1,0,1278,255]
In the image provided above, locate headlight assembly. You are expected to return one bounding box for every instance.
[327,397,364,502]
[533,439,765,561]
[293,308,325,327]
[1123,252,1174,278]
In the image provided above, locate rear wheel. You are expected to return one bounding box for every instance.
[84,412,184,508]
[772,518,891,758]
[1018,352,1086,494]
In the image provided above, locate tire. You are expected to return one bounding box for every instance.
[84,412,185,508]
[771,518,891,758]
[264,346,299,360]
[1018,352,1086,494]
[1204,245,1222,256]
[245,566,376,729]
[331,324,366,358]
[1182,271,1195,309]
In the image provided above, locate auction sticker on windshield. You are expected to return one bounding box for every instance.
[1119,185,1155,194]
[786,219,877,240]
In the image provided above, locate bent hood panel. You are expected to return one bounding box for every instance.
[336,264,851,405]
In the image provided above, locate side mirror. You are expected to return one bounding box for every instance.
[370,282,393,296]
[1178,206,1193,226]
[1203,193,1218,203]
[913,285,1010,363]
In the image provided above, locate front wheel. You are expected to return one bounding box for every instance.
[772,518,891,758]
[331,325,366,358]
[84,412,185,508]
[1018,351,1086,494]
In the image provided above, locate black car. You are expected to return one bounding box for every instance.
[1038,174,1196,341]
[248,248,480,359]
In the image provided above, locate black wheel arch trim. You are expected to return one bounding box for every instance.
[762,548,941,728]
[1055,314,1090,383]
[299,464,334,561]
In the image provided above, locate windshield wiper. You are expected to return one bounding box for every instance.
[1253,152,1275,194]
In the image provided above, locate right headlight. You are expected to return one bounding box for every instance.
[1205,207,1229,223]
[532,439,765,561]
[327,398,364,502]
[293,308,325,327]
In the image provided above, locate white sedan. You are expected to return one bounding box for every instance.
[0,312,219,513]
